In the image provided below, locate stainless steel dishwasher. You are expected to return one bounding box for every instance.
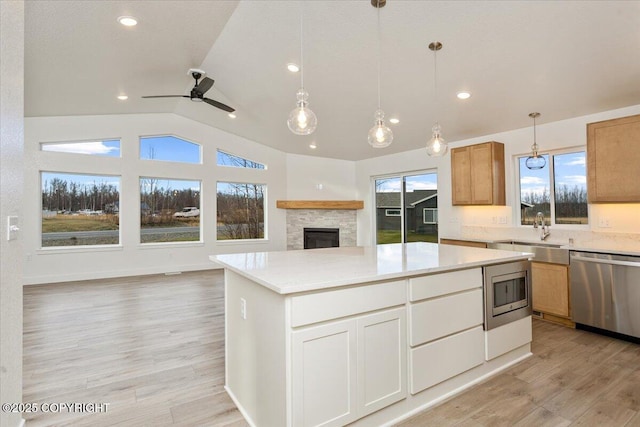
[570,251,640,341]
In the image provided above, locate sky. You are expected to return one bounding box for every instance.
[376,173,438,193]
[519,151,586,198]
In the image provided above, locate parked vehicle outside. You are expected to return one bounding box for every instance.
[174,207,200,218]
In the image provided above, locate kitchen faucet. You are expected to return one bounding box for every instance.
[533,212,550,240]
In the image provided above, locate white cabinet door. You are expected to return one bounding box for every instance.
[357,308,407,417]
[292,320,358,427]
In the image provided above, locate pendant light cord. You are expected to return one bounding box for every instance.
[300,1,304,89]
[533,114,537,150]
[433,47,437,111]
[376,0,381,110]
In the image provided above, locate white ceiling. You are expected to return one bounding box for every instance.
[25,1,640,161]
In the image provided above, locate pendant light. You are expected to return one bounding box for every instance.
[367,0,393,148]
[287,2,317,135]
[426,41,448,156]
[525,112,546,170]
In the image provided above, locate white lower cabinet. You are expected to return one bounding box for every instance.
[292,307,407,427]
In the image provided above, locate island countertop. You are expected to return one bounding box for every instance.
[211,242,532,294]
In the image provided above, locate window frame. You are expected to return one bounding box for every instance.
[40,138,121,157]
[216,149,267,170]
[216,180,267,242]
[385,209,401,217]
[515,146,589,229]
[139,134,203,165]
[40,171,122,249]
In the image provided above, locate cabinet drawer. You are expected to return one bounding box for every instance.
[409,288,483,346]
[409,268,481,302]
[291,280,406,327]
[410,326,484,394]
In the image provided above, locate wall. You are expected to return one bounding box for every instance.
[24,113,288,284]
[0,1,25,426]
[355,105,640,246]
[285,153,356,200]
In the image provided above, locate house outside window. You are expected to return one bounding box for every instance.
[518,149,588,226]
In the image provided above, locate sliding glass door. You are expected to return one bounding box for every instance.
[374,172,438,244]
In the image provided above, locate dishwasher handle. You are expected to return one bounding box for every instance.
[571,254,640,268]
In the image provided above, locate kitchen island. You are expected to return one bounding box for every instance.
[212,242,533,427]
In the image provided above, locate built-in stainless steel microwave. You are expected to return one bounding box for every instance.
[483,261,532,330]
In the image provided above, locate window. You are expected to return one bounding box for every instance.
[139,178,201,243]
[217,150,266,169]
[41,139,120,157]
[217,182,265,240]
[41,172,120,247]
[375,172,438,244]
[140,135,201,164]
[518,150,588,226]
[423,208,438,224]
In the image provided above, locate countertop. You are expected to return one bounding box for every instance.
[440,236,640,257]
[211,242,532,294]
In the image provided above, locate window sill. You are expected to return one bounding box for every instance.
[37,245,123,255]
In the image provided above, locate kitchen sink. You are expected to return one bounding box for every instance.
[488,240,569,265]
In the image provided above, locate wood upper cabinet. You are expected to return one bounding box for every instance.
[531,262,570,318]
[451,141,505,205]
[587,114,640,203]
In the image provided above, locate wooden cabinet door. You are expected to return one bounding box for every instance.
[532,262,570,317]
[470,143,494,204]
[451,146,472,205]
[356,308,407,418]
[587,114,640,202]
[292,320,358,427]
[451,142,505,205]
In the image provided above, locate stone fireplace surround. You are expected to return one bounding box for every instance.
[285,209,357,250]
[278,200,362,250]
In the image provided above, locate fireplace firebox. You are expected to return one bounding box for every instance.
[303,228,339,249]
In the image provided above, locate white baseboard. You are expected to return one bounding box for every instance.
[23,263,222,285]
[224,386,257,427]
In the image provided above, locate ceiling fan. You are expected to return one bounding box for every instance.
[142,68,235,113]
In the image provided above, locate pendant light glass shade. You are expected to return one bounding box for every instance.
[368,109,393,148]
[525,112,546,170]
[426,42,447,157]
[426,122,447,156]
[287,88,317,135]
[288,3,317,136]
[368,0,393,148]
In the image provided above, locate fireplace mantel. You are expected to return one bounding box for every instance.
[276,200,364,210]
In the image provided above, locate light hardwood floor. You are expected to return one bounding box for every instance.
[24,270,640,427]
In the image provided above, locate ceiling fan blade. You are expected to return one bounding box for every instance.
[194,77,214,96]
[142,95,190,99]
[203,97,235,112]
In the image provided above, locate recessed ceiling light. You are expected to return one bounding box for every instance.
[287,63,300,73]
[457,91,471,100]
[117,95,128,100]
[117,16,138,27]
[309,142,317,149]
[228,113,237,119]
[389,118,400,124]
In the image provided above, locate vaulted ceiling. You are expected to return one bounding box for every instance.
[25,1,640,160]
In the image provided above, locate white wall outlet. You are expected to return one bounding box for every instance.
[240,298,247,320]
[492,216,497,224]
[598,217,611,228]
[499,216,507,224]
[449,216,459,223]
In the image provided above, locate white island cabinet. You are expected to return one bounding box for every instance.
[212,242,532,427]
